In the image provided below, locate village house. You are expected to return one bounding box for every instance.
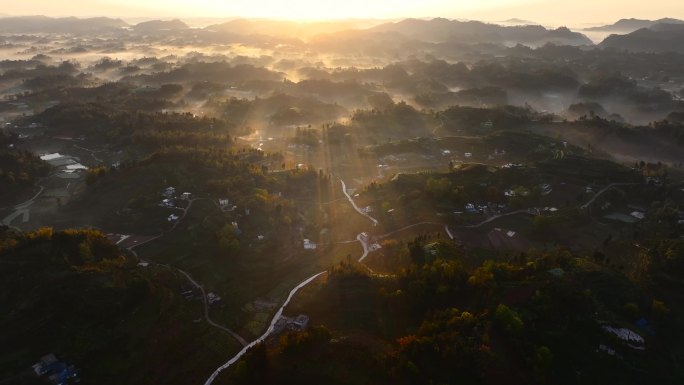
[163,187,176,198]
[303,239,317,250]
[207,292,223,307]
[291,314,310,331]
[160,198,175,208]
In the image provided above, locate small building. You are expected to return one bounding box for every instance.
[540,183,553,195]
[630,211,646,220]
[303,239,317,250]
[291,314,309,331]
[465,203,477,213]
[168,214,179,222]
[464,152,473,158]
[160,199,175,208]
[273,316,291,334]
[180,192,192,200]
[207,292,223,306]
[163,187,176,198]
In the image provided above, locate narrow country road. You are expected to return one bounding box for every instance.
[378,221,442,239]
[445,225,454,240]
[126,197,247,347]
[175,268,249,346]
[580,183,639,209]
[73,144,104,163]
[1,182,45,226]
[339,178,379,226]
[464,209,531,228]
[203,271,326,385]
[357,232,370,261]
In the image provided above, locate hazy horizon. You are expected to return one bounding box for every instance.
[1,0,683,27]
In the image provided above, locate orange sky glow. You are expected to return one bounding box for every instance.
[2,0,683,27]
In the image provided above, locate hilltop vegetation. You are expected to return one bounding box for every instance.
[0,227,239,385]
[0,130,50,202]
[225,235,684,385]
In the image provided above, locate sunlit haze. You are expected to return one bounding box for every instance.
[3,0,684,25]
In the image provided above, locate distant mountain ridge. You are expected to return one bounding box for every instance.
[599,23,684,53]
[205,18,377,38]
[586,18,684,32]
[367,18,593,46]
[0,15,595,48]
[133,19,189,32]
[0,16,127,33]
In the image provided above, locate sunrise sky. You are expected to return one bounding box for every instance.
[2,0,683,26]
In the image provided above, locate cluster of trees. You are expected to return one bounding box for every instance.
[414,86,508,109]
[579,72,682,113]
[438,104,542,131]
[0,60,79,81]
[0,130,50,188]
[350,101,430,138]
[27,102,245,149]
[122,61,282,85]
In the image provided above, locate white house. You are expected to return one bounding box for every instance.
[630,211,646,220]
[163,187,176,198]
[303,239,317,250]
